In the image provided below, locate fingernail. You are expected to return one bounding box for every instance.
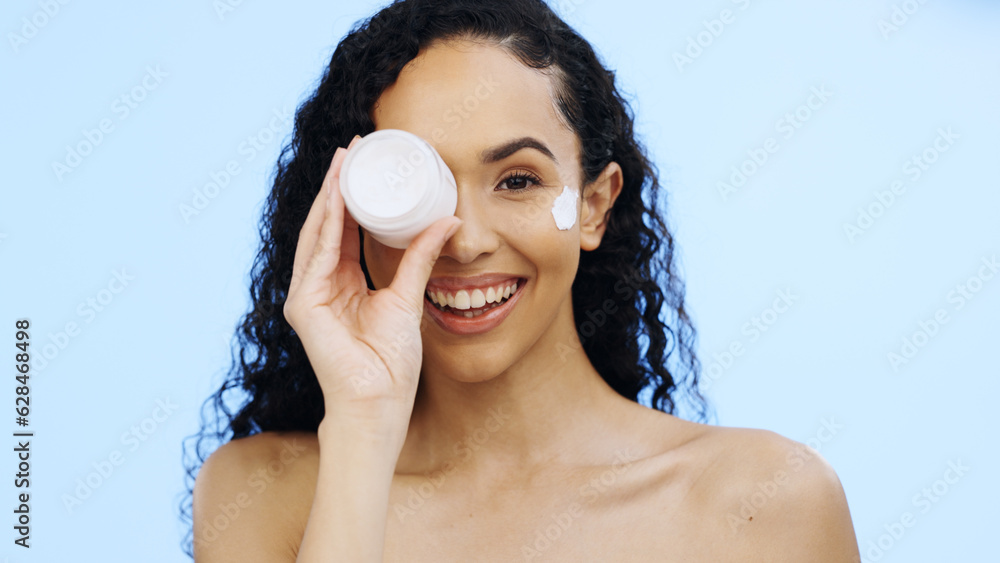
[332,146,346,167]
[348,134,362,149]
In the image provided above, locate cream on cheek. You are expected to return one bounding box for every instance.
[550,185,578,230]
[506,199,576,278]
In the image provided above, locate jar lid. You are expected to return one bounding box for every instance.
[340,130,438,222]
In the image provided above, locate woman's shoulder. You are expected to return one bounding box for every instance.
[197,430,320,487]
[643,415,860,561]
[192,430,320,560]
[674,421,847,509]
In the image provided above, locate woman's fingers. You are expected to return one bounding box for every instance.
[335,136,365,266]
[290,136,364,297]
[323,135,365,267]
[289,148,344,296]
[339,197,362,266]
[388,216,463,315]
[299,146,352,288]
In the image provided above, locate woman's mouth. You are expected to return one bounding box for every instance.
[423,277,526,334]
[425,279,519,318]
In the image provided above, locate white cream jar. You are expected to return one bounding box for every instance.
[339,129,458,249]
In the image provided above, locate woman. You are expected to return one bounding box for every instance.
[182,0,860,560]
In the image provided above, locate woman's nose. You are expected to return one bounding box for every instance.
[439,187,501,264]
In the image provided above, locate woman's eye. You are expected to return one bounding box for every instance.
[497,171,542,192]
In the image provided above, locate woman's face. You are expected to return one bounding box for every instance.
[364,38,615,382]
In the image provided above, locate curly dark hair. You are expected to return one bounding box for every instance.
[178,0,709,557]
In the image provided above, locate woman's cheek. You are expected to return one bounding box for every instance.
[501,188,579,237]
[500,195,580,263]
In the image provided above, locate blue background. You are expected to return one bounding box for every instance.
[2,0,997,561]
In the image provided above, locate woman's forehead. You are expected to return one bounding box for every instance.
[371,39,574,153]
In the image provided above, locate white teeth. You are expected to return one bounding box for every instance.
[425,280,521,310]
[453,290,471,310]
[470,288,486,308]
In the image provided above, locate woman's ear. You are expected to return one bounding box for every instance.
[579,161,623,251]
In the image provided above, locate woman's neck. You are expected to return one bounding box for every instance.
[396,304,645,482]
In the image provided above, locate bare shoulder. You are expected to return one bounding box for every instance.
[668,422,861,562]
[192,431,320,562]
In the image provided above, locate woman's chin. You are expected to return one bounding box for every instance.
[420,356,508,384]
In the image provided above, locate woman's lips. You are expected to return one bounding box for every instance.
[423,278,526,335]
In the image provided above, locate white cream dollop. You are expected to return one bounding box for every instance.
[551,185,577,230]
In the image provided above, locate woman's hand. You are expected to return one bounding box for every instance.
[283,137,462,439]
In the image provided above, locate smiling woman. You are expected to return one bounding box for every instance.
[180,0,860,561]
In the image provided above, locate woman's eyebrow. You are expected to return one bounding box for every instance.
[479,137,558,165]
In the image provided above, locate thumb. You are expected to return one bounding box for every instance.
[388,216,463,313]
